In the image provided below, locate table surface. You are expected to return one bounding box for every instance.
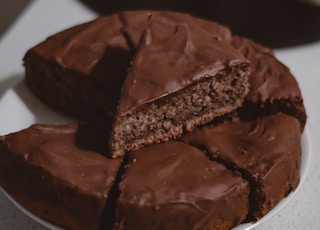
[0,1,319,230]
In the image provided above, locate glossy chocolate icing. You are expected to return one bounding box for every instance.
[114,141,249,229]
[232,36,302,103]
[118,15,249,115]
[0,123,122,230]
[181,113,302,219]
[33,15,126,75]
[118,10,232,49]
[25,11,243,118]
[231,36,307,130]
[27,15,131,100]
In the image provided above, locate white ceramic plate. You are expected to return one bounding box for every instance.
[233,127,311,230]
[0,80,312,230]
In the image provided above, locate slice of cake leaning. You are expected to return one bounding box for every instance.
[24,11,251,158]
[111,15,251,157]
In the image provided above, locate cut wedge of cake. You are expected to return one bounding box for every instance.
[0,123,122,230]
[110,15,250,157]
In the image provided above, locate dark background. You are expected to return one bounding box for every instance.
[1,0,319,48]
[80,0,320,48]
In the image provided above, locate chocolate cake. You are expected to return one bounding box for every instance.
[0,123,122,230]
[24,11,251,157]
[181,113,302,220]
[114,141,250,230]
[0,10,306,230]
[231,36,307,131]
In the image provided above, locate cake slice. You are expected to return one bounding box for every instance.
[231,36,307,131]
[110,15,251,157]
[181,113,301,220]
[24,11,251,158]
[0,123,122,230]
[114,141,249,230]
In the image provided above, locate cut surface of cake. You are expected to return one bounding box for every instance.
[181,113,302,220]
[24,11,251,158]
[0,123,122,230]
[114,141,249,230]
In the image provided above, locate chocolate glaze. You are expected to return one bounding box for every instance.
[0,123,122,230]
[25,11,245,118]
[118,15,249,115]
[114,141,249,229]
[24,10,307,129]
[232,36,302,104]
[231,36,307,130]
[181,113,302,219]
[26,15,131,101]
[31,15,123,76]
[118,10,232,49]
